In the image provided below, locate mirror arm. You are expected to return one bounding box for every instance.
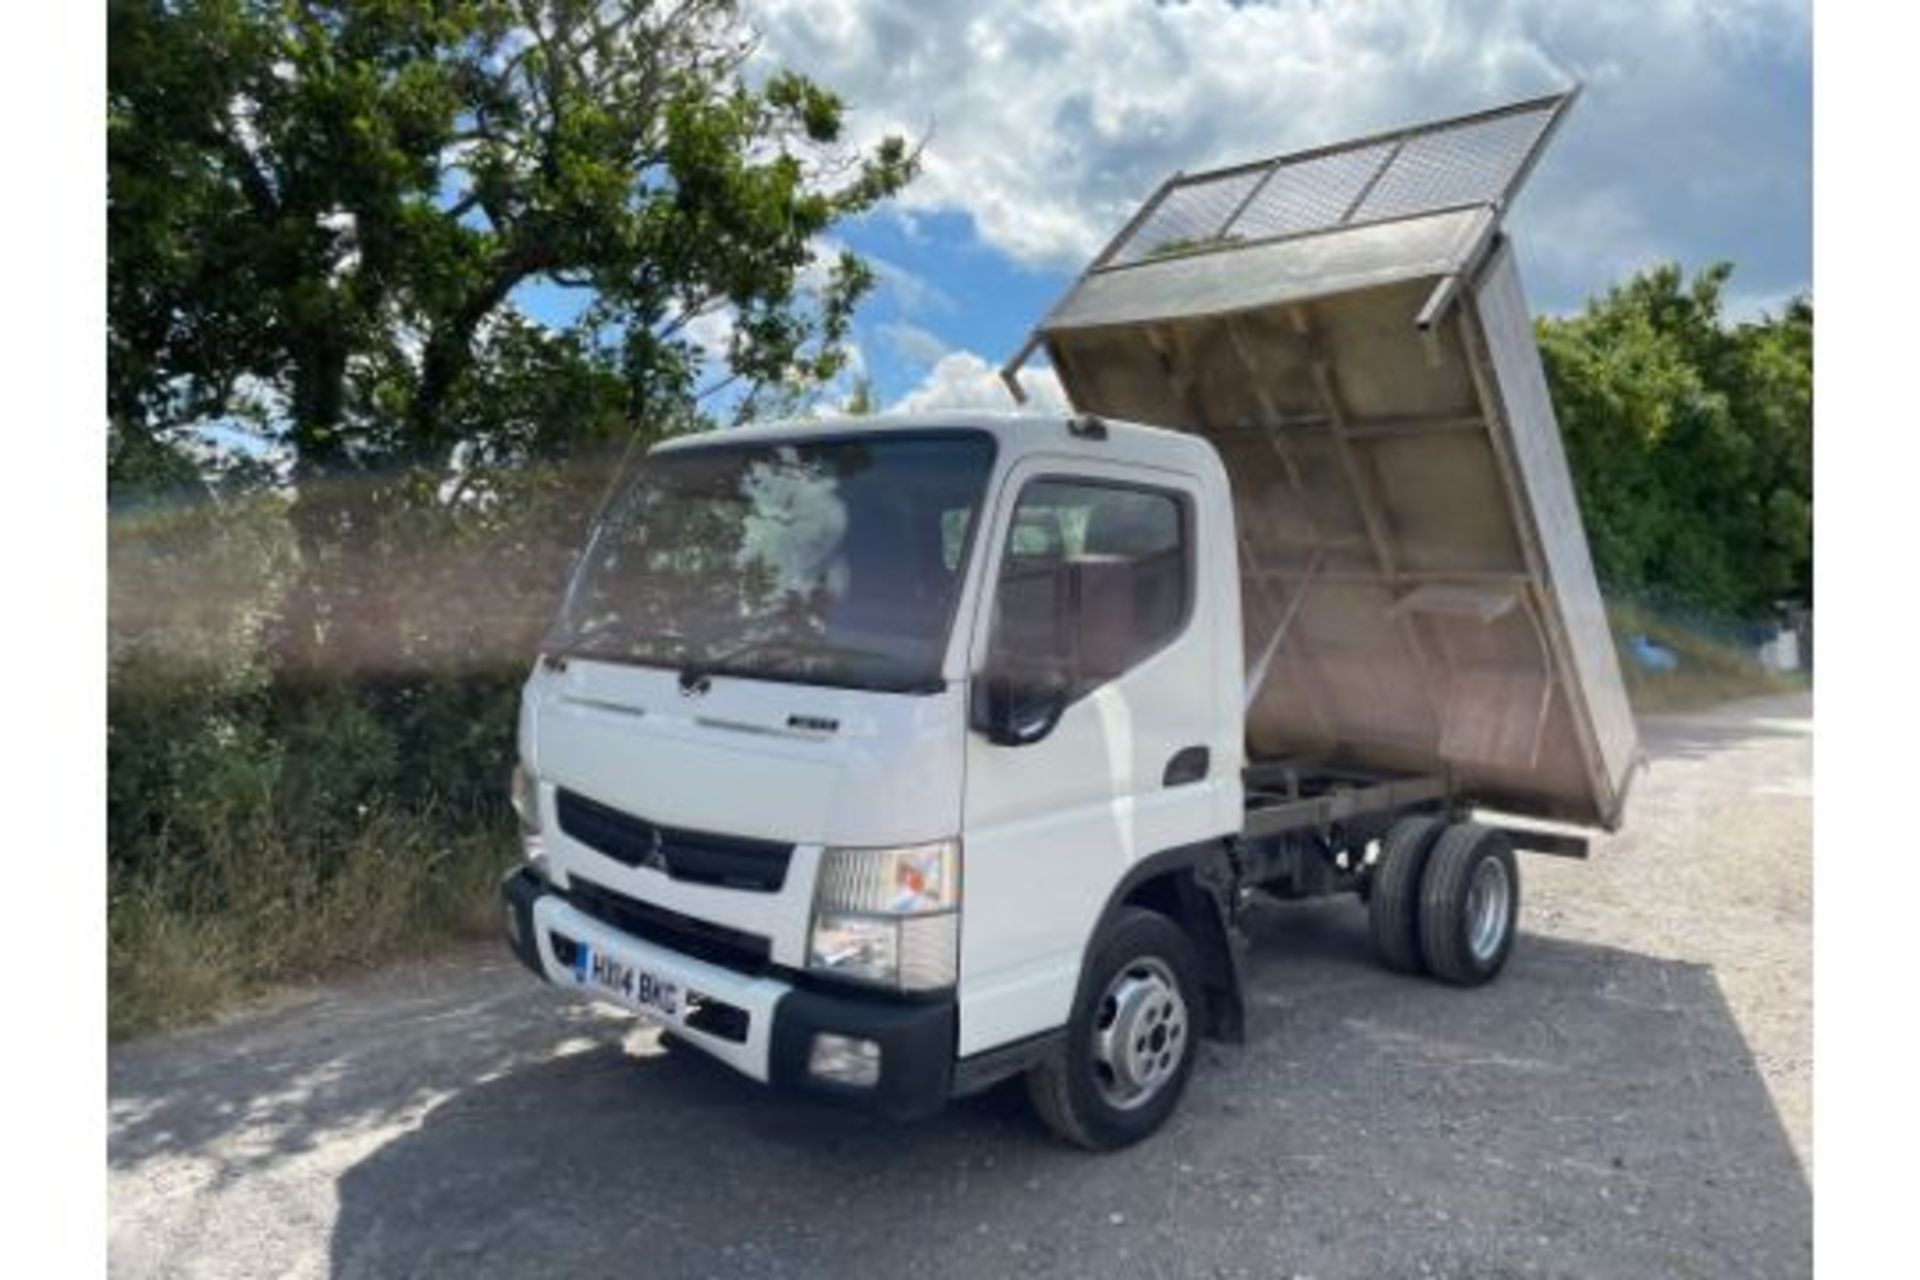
[970,669,1070,747]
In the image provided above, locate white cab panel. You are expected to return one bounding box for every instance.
[523,657,969,966]
[957,444,1242,1055]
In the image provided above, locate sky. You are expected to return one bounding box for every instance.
[523,0,1811,418]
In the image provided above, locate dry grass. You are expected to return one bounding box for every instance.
[109,807,514,1040]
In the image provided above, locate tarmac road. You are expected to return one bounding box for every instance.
[108,692,1812,1279]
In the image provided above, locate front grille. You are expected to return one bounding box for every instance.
[565,875,772,977]
[556,789,793,893]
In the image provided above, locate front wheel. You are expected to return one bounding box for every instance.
[1026,907,1203,1150]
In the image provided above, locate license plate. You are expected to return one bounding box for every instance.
[572,943,682,1022]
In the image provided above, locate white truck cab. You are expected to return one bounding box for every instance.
[503,92,1637,1148]
[506,412,1253,1145]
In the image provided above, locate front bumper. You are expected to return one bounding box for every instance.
[502,866,954,1119]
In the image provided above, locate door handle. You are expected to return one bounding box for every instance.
[1163,746,1210,787]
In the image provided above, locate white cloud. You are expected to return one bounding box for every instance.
[875,319,948,367]
[682,305,736,362]
[810,234,952,317]
[892,350,1068,416]
[868,253,953,316]
[748,0,1809,307]
[317,208,360,283]
[1722,285,1807,325]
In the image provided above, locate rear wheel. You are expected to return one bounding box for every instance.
[1417,822,1520,985]
[1367,816,1446,974]
[1026,907,1202,1151]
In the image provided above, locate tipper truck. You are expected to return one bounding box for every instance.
[501,89,1638,1149]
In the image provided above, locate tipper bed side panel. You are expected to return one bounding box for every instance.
[1470,242,1638,816]
[1044,269,1626,828]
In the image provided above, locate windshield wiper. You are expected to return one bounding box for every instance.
[553,619,695,667]
[680,636,928,691]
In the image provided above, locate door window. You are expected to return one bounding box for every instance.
[985,479,1192,698]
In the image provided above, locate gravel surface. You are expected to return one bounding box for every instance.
[109,693,1811,1279]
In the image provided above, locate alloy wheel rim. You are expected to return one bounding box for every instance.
[1466,855,1513,962]
[1089,956,1188,1110]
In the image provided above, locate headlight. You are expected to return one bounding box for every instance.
[510,763,544,858]
[807,840,959,991]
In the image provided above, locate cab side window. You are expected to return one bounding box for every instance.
[986,479,1191,697]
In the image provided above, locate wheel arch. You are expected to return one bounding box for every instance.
[1090,840,1246,1044]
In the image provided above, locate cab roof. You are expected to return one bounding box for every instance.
[649,409,1217,467]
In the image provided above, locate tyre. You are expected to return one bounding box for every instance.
[1417,822,1520,986]
[1026,907,1203,1151]
[1367,816,1446,975]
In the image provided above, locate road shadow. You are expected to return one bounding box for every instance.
[107,955,646,1189]
[322,904,1810,1280]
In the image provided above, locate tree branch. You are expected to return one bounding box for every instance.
[211,112,278,219]
[408,239,557,448]
[655,292,724,342]
[695,369,743,402]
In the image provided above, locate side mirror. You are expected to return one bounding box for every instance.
[970,667,1071,747]
[972,556,1079,747]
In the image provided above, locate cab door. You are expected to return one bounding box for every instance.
[958,455,1227,1055]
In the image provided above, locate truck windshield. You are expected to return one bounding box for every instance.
[548,430,997,693]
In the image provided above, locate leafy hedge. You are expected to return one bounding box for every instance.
[107,470,565,1036]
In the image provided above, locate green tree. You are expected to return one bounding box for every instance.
[841,371,876,416]
[108,0,916,674]
[1537,264,1811,621]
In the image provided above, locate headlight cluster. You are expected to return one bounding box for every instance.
[807,840,960,991]
[510,763,544,860]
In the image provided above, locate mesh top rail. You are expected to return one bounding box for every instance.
[1096,90,1575,271]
